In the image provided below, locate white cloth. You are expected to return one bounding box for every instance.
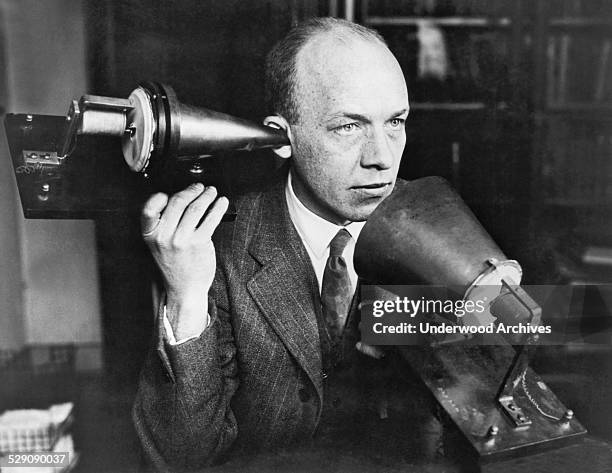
[165,171,364,344]
[163,304,208,345]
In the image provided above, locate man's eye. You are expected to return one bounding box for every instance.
[389,118,405,129]
[335,123,359,135]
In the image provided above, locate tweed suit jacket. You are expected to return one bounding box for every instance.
[132,176,344,472]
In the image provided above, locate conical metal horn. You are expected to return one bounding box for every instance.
[177,102,288,156]
[354,176,509,289]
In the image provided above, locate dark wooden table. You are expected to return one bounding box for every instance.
[2,350,611,473]
[206,437,612,473]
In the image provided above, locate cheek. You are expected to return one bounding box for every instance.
[397,134,407,154]
[391,135,406,165]
[294,131,353,176]
[293,138,324,176]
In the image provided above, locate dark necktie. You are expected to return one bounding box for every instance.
[321,229,353,342]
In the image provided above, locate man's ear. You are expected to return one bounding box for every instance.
[263,115,292,159]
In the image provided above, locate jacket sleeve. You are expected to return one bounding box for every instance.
[132,267,239,472]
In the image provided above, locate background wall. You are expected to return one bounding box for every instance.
[0,0,101,361]
[0,101,23,350]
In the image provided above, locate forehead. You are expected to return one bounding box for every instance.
[295,33,408,119]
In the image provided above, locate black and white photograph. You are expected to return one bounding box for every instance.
[1,1,612,472]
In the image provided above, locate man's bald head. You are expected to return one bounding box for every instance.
[265,17,388,124]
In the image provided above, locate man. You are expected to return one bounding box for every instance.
[133,17,420,471]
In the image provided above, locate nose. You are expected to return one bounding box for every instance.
[360,126,394,170]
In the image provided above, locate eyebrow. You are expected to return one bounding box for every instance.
[326,108,410,123]
[391,108,410,117]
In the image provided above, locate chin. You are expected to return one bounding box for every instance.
[343,202,380,222]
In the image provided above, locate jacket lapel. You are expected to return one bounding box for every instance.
[246,180,324,399]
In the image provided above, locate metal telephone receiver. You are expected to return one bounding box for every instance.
[4,82,288,218]
[59,82,288,176]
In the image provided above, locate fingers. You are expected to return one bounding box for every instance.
[142,184,229,245]
[142,193,169,237]
[159,183,207,235]
[195,195,229,240]
[176,186,219,233]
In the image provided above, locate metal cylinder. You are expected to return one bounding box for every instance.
[80,109,127,136]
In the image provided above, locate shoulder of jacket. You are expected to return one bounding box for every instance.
[212,182,275,259]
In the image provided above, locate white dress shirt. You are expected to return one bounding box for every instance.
[164,170,365,344]
[285,170,365,294]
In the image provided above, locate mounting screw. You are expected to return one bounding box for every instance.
[38,183,50,202]
[487,425,499,438]
[190,163,204,175]
[125,123,137,138]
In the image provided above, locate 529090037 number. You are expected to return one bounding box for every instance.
[0,452,70,468]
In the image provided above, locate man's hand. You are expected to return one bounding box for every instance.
[141,183,229,340]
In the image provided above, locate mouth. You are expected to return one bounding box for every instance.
[351,182,391,196]
[354,182,389,189]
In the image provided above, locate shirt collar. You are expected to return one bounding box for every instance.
[285,169,365,259]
